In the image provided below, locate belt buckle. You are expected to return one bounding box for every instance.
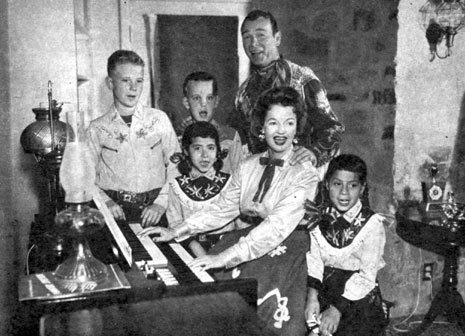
[120,191,136,203]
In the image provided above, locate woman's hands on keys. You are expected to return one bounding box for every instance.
[137,226,175,242]
[189,254,227,271]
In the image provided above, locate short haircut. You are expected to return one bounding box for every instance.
[325,154,368,184]
[182,71,218,97]
[241,10,279,35]
[107,50,144,76]
[251,86,305,138]
[178,121,223,175]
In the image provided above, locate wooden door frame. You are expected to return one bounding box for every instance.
[118,0,251,107]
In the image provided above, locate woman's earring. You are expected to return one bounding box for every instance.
[293,137,299,145]
[258,130,265,141]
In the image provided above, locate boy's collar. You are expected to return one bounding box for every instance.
[186,116,219,127]
[331,200,363,222]
[110,102,144,121]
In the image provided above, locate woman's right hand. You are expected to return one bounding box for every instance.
[137,226,176,242]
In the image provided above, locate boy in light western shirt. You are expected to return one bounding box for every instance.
[87,49,180,227]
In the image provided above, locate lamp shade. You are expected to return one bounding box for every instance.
[436,0,465,30]
[20,106,68,155]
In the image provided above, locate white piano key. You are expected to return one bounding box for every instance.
[129,223,168,267]
[156,268,179,286]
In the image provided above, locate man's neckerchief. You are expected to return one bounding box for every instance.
[175,171,230,201]
[319,202,375,248]
[245,57,289,119]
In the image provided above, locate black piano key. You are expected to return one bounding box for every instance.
[116,221,152,262]
[157,243,199,284]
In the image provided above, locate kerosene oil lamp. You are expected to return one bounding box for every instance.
[53,114,108,291]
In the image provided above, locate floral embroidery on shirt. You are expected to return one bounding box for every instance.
[319,206,374,248]
[95,125,115,139]
[115,132,128,143]
[176,172,230,201]
[136,128,148,139]
[144,118,160,133]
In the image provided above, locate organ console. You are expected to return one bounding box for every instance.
[14,217,262,336]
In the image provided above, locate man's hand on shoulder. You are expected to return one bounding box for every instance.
[289,146,317,166]
[141,203,166,227]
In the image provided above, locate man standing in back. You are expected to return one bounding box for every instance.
[231,10,344,168]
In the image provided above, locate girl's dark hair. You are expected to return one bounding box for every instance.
[325,154,368,184]
[178,121,223,175]
[251,86,306,139]
[317,154,370,207]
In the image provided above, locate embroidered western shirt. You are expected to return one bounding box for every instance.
[174,147,320,268]
[167,170,235,235]
[87,103,180,208]
[306,200,386,301]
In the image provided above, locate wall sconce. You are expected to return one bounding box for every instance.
[419,0,465,61]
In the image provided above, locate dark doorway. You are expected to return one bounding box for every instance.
[158,15,239,131]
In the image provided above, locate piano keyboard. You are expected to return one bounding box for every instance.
[155,268,179,286]
[115,222,168,268]
[112,221,214,285]
[157,242,214,284]
[169,243,214,283]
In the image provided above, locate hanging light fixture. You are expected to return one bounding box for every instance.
[419,0,465,61]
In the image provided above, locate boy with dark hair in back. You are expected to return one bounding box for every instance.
[177,71,243,174]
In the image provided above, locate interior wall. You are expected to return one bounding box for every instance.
[0,1,13,334]
[395,0,465,317]
[1,0,79,332]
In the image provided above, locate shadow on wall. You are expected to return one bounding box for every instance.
[449,92,465,203]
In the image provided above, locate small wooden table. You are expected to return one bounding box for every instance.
[396,212,465,335]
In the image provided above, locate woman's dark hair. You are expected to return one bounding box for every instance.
[251,86,306,140]
[319,154,370,207]
[178,121,223,175]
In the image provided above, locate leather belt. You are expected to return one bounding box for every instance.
[105,188,160,206]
